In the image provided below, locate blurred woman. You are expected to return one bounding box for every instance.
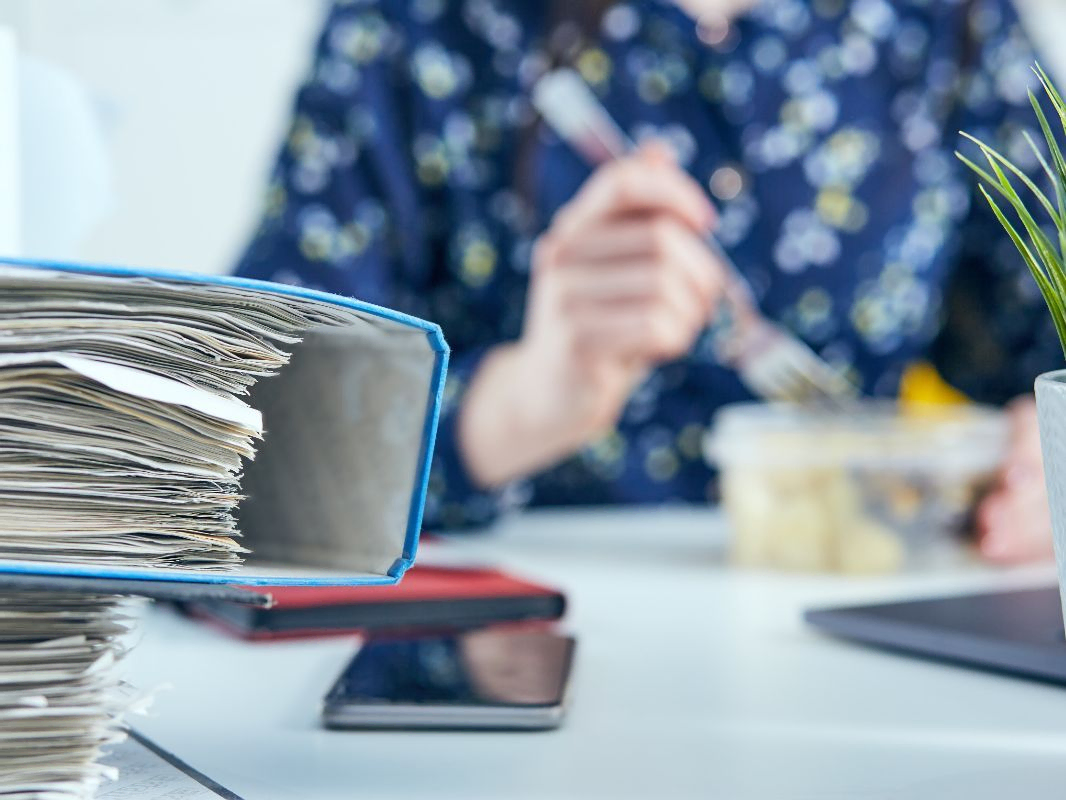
[237,0,1056,561]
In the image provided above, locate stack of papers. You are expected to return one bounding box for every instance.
[0,266,365,571]
[0,591,140,799]
[0,264,384,797]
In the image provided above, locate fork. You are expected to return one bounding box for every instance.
[532,68,859,406]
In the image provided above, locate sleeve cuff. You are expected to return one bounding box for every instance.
[422,346,531,531]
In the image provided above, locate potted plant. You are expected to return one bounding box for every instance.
[959,64,1066,616]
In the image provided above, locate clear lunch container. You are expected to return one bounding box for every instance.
[704,402,1010,574]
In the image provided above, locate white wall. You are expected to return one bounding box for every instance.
[4,0,1066,276]
[2,0,324,274]
[1016,0,1066,80]
[0,26,18,255]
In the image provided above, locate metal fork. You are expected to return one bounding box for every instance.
[532,69,858,406]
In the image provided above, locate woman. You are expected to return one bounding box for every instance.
[237,0,1056,561]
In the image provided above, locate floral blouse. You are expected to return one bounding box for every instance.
[236,0,1060,529]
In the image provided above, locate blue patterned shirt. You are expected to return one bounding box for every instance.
[236,0,1059,529]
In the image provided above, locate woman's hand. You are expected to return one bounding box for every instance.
[458,143,724,488]
[976,397,1056,563]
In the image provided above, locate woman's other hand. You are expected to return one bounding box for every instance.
[977,397,1056,563]
[458,142,725,488]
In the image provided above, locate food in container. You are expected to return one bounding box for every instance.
[704,402,1008,573]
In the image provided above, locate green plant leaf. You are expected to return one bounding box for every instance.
[1027,92,1066,259]
[981,146,1066,303]
[960,63,1066,359]
[1036,64,1066,134]
[1029,90,1066,187]
[960,131,1059,223]
[968,131,1066,299]
[979,187,1066,356]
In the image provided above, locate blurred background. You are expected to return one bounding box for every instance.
[0,0,1065,276]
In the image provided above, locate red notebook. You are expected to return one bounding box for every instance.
[183,565,567,640]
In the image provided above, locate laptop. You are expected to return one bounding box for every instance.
[805,586,1066,684]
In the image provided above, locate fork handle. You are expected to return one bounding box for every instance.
[700,234,765,365]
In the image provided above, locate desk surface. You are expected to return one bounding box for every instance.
[127,509,1066,800]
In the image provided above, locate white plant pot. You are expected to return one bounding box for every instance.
[1034,371,1066,629]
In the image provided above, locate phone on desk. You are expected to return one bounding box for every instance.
[322,628,576,731]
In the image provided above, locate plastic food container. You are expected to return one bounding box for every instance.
[704,402,1009,574]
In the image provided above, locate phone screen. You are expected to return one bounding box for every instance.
[323,628,575,729]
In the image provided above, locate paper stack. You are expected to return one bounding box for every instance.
[0,265,366,571]
[0,265,374,797]
[0,591,140,799]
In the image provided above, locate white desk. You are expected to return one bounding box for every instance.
[126,509,1066,799]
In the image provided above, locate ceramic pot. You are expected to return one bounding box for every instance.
[1034,371,1066,629]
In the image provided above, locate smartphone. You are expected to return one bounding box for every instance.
[322,628,576,731]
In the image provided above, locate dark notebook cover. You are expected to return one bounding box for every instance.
[183,565,567,640]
